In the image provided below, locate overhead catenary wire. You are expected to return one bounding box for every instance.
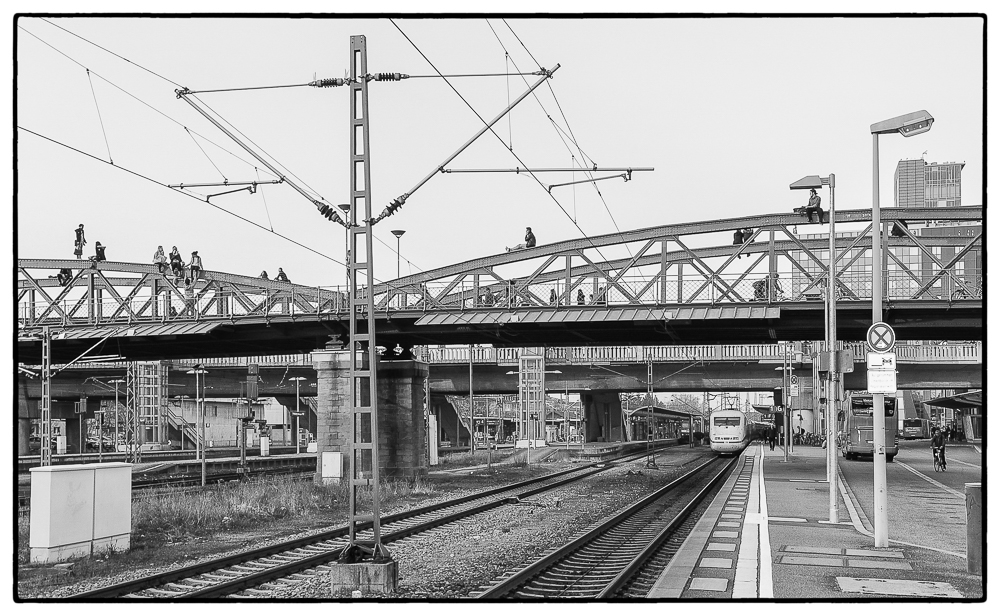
[498,19,645,281]
[18,25,280,183]
[23,24,423,280]
[392,20,612,264]
[39,17,186,88]
[18,125,356,273]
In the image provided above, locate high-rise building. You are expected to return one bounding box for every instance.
[894,158,964,208]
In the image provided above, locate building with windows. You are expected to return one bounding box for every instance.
[895,158,964,209]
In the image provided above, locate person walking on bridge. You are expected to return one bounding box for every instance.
[74,224,86,259]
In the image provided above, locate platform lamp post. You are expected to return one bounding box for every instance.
[791,173,839,522]
[391,229,406,281]
[870,110,934,547]
[187,365,208,486]
[109,378,125,454]
[290,376,307,454]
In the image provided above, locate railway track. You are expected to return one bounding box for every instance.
[474,454,738,599]
[71,448,675,599]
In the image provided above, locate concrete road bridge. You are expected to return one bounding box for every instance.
[17,206,982,365]
[23,341,981,403]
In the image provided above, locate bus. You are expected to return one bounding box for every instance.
[902,418,931,440]
[839,392,899,462]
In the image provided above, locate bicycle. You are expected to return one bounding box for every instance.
[932,446,947,472]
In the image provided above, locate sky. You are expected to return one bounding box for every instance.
[13,13,986,289]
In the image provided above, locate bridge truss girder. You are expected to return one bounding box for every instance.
[372,206,981,312]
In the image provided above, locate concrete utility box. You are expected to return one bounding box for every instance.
[428,416,439,466]
[321,451,343,484]
[260,436,270,457]
[30,462,132,563]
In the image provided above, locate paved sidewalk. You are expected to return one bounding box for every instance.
[648,443,983,600]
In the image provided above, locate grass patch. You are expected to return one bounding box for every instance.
[17,475,440,570]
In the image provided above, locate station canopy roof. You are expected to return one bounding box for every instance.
[922,390,982,410]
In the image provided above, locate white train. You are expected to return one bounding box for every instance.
[709,409,751,454]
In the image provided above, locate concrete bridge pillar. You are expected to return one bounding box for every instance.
[312,350,428,484]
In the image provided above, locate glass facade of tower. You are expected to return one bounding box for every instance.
[894,158,964,208]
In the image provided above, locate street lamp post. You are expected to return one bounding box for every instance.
[791,173,839,522]
[290,377,307,454]
[870,110,933,548]
[391,229,406,280]
[187,365,208,487]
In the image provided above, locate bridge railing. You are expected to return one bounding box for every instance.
[17,287,352,329]
[17,267,982,330]
[410,269,982,311]
[412,342,981,365]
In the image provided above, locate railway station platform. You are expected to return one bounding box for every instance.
[648,442,983,600]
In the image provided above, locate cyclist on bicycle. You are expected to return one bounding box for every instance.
[931,426,947,470]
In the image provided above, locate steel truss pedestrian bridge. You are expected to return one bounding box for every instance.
[17,206,981,363]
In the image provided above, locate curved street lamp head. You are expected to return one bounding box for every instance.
[870,110,934,137]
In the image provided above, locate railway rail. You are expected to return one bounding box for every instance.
[475,454,737,599]
[71,448,676,599]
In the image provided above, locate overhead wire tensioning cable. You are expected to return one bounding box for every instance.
[255,167,275,232]
[85,68,113,164]
[185,127,226,182]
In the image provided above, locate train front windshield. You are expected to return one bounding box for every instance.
[714,417,742,427]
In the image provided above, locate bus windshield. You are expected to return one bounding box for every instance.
[902,419,923,428]
[850,395,896,417]
[714,417,741,427]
